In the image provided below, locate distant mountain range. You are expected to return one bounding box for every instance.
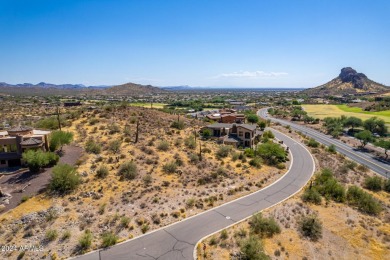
[0,82,110,89]
[0,81,165,96]
[303,67,390,96]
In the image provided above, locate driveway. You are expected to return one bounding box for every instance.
[0,145,83,212]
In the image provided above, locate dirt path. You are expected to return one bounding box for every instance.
[0,145,82,212]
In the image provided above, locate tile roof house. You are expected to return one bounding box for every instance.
[204,123,261,148]
[0,127,50,168]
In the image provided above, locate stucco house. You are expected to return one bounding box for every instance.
[0,126,50,168]
[204,123,262,148]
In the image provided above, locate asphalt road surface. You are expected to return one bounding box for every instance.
[72,129,315,260]
[258,108,389,179]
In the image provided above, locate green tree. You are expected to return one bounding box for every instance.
[363,117,387,136]
[256,142,287,165]
[49,130,73,151]
[201,128,212,138]
[49,164,81,194]
[344,116,363,131]
[247,114,259,124]
[258,121,267,130]
[374,139,390,159]
[22,150,59,173]
[354,130,373,148]
[291,107,307,120]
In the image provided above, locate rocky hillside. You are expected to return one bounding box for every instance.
[102,82,166,96]
[303,67,390,96]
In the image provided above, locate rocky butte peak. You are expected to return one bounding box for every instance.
[302,67,389,97]
[339,67,368,89]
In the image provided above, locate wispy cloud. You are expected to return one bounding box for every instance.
[213,70,288,79]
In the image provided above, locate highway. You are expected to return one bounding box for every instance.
[258,108,389,179]
[72,129,315,260]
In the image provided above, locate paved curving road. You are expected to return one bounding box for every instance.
[72,129,315,260]
[258,108,389,179]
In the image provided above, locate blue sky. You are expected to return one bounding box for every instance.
[0,0,389,88]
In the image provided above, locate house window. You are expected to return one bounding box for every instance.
[0,160,6,165]
[245,132,251,139]
[239,131,243,136]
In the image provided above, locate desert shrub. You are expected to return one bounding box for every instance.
[79,230,93,250]
[184,136,196,149]
[101,231,118,247]
[315,169,345,202]
[299,215,322,241]
[36,116,67,130]
[364,176,383,191]
[307,138,319,148]
[249,213,281,238]
[235,228,247,238]
[344,161,357,170]
[301,188,322,205]
[171,120,185,130]
[240,235,269,260]
[220,229,228,240]
[276,162,286,169]
[96,165,109,178]
[85,139,101,154]
[118,161,138,180]
[209,236,218,246]
[108,124,120,134]
[216,145,232,158]
[61,230,71,240]
[49,164,81,194]
[108,140,121,154]
[244,148,255,158]
[346,185,382,215]
[142,174,153,186]
[22,150,59,173]
[188,153,200,164]
[327,144,336,153]
[257,142,287,165]
[45,229,58,241]
[231,152,240,161]
[385,179,390,193]
[157,140,170,151]
[262,130,275,139]
[186,198,196,208]
[20,196,29,203]
[89,118,99,125]
[249,158,262,168]
[162,161,177,174]
[141,224,150,234]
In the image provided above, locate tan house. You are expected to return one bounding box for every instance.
[204,123,261,148]
[0,126,50,168]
